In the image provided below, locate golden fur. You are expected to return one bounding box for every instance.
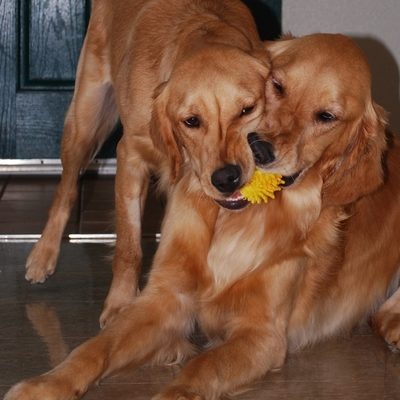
[23,0,269,326]
[6,33,400,400]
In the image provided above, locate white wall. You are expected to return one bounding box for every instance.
[282,0,400,132]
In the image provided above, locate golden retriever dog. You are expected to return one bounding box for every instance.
[5,33,400,400]
[24,0,269,325]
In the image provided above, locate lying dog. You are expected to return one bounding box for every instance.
[24,0,269,326]
[5,34,400,400]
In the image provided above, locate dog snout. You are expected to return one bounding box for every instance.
[247,132,275,165]
[211,164,242,194]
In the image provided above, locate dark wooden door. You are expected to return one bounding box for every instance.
[0,0,90,159]
[0,0,281,160]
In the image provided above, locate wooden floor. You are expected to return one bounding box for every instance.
[0,175,399,399]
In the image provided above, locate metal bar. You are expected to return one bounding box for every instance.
[0,159,117,175]
[0,233,161,243]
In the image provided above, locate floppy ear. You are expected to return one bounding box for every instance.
[321,101,388,206]
[247,45,271,77]
[150,82,183,181]
[263,33,295,56]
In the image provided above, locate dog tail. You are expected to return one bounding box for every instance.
[83,83,120,167]
[61,81,120,171]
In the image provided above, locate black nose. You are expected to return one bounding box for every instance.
[247,132,275,165]
[211,164,242,194]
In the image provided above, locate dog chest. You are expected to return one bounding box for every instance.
[207,208,270,290]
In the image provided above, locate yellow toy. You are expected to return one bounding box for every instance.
[240,169,284,204]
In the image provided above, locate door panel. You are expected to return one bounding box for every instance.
[21,0,88,89]
[14,0,89,159]
[0,0,89,159]
[16,92,72,158]
[0,0,17,158]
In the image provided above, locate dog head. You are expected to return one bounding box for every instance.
[252,33,388,206]
[150,45,270,209]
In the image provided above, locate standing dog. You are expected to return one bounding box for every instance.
[6,34,400,400]
[24,0,269,325]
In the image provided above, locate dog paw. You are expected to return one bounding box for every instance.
[99,288,138,328]
[25,242,59,283]
[99,297,134,328]
[372,312,400,350]
[4,375,80,400]
[99,303,122,328]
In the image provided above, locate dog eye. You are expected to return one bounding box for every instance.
[183,116,201,128]
[240,106,255,117]
[316,111,337,123]
[272,78,284,96]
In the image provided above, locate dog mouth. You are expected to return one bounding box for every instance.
[215,192,250,210]
[281,171,302,187]
[214,171,302,211]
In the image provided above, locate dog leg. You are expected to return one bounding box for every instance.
[372,283,400,351]
[25,37,118,283]
[4,179,218,400]
[154,261,300,400]
[154,325,286,400]
[5,182,216,400]
[100,169,219,323]
[4,289,195,400]
[99,135,154,326]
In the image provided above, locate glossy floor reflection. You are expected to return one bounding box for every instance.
[0,177,399,399]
